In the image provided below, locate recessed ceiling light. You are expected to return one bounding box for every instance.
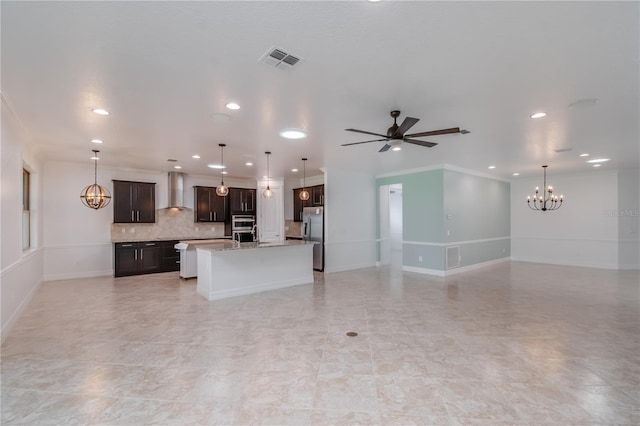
[212,113,231,121]
[568,98,599,109]
[593,164,602,168]
[586,158,610,163]
[174,165,182,169]
[279,129,307,139]
[91,139,103,144]
[513,173,520,176]
[225,102,240,110]
[530,112,546,119]
[207,164,226,169]
[291,168,298,172]
[579,153,590,157]
[92,108,109,115]
[488,165,496,169]
[245,162,253,166]
[192,154,201,159]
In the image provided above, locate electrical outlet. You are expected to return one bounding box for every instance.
[447,229,450,236]
[130,228,135,233]
[211,226,215,232]
[418,255,423,262]
[195,226,199,231]
[121,228,126,233]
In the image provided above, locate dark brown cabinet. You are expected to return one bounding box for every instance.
[293,188,310,222]
[113,180,156,223]
[229,188,256,214]
[114,240,178,277]
[312,185,324,206]
[161,240,180,272]
[114,241,161,277]
[194,186,226,222]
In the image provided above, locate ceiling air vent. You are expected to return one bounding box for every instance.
[259,46,302,70]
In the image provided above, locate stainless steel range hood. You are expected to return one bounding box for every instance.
[168,172,185,209]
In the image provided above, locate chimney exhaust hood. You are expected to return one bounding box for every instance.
[168,172,185,209]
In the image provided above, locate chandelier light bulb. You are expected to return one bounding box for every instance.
[526,165,563,212]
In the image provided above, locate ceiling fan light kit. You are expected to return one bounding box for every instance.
[527,165,563,211]
[342,110,466,152]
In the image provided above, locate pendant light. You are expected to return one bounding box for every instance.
[299,158,310,201]
[527,165,563,211]
[215,143,229,196]
[80,149,111,210]
[263,151,273,198]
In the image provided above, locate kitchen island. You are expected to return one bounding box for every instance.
[196,240,316,301]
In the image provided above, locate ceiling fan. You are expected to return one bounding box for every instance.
[342,110,469,152]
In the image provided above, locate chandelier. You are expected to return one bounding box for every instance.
[80,149,111,210]
[527,165,563,211]
[263,151,273,198]
[215,143,229,197]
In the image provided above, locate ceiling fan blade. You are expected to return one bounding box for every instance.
[345,128,389,138]
[403,138,438,148]
[405,127,461,138]
[341,138,388,146]
[379,144,391,152]
[394,117,419,137]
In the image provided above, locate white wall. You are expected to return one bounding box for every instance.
[511,169,620,269]
[617,169,640,269]
[1,96,44,341]
[324,169,376,273]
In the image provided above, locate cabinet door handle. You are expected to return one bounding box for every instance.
[134,249,138,260]
[214,212,217,221]
[121,244,133,247]
[140,248,144,260]
[137,211,140,221]
[131,211,134,222]
[210,212,212,221]
[145,243,155,246]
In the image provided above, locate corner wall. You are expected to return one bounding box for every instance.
[1,96,44,341]
[324,169,376,273]
[377,166,510,275]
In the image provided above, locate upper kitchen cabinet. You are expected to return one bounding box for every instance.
[292,188,310,222]
[113,180,156,223]
[229,188,256,215]
[194,186,226,222]
[311,185,324,206]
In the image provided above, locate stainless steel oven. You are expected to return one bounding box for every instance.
[232,215,255,242]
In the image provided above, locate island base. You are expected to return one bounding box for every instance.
[196,243,315,301]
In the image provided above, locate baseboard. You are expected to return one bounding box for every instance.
[510,257,620,270]
[1,277,43,343]
[324,262,377,274]
[44,270,113,282]
[403,257,510,277]
[201,275,314,301]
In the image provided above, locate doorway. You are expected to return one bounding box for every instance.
[379,184,403,266]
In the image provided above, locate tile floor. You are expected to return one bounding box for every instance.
[1,261,639,425]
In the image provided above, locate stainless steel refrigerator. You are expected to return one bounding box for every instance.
[303,206,324,271]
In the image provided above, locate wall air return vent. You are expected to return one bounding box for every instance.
[259,46,303,69]
[446,246,460,269]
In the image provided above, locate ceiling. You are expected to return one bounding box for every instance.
[2,1,638,181]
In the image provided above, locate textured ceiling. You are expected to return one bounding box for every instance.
[2,1,638,181]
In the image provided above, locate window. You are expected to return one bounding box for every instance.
[22,169,30,250]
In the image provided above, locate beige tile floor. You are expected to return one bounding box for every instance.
[1,260,639,425]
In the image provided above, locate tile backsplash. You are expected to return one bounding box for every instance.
[285,220,302,237]
[111,208,226,242]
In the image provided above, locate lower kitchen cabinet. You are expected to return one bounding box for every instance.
[114,240,178,277]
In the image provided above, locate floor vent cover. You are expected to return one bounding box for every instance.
[259,46,303,69]
[446,246,460,269]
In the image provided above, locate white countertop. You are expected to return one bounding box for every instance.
[196,240,315,252]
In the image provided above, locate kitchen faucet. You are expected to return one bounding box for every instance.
[251,224,257,242]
